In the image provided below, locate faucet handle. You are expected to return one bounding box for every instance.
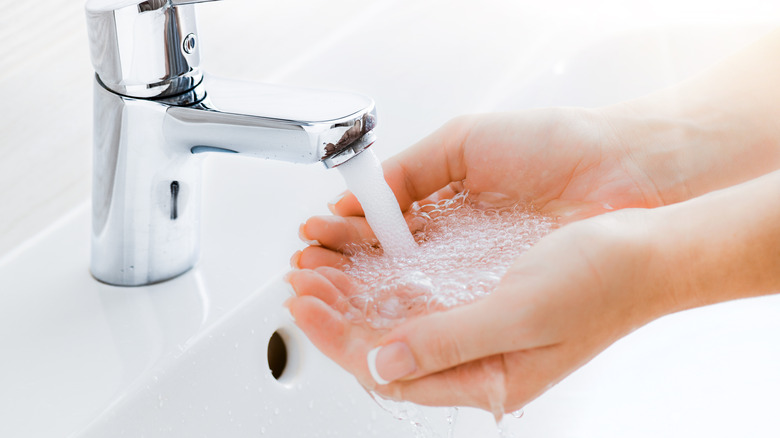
[85,0,220,99]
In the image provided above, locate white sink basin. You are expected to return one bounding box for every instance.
[3,17,780,437]
[0,160,502,437]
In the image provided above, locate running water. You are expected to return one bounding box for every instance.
[337,149,418,258]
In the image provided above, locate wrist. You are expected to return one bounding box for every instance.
[645,170,780,313]
[597,87,780,206]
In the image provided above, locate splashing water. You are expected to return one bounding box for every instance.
[339,190,556,330]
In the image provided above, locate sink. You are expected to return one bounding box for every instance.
[3,14,780,437]
[0,159,502,437]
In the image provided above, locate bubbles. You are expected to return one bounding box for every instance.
[341,191,556,329]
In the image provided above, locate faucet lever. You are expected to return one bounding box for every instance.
[85,0,217,99]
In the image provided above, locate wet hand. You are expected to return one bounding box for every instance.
[293,108,663,270]
[287,209,671,413]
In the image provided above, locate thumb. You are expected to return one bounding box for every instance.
[365,288,533,385]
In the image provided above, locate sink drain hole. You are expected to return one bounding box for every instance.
[267,331,288,380]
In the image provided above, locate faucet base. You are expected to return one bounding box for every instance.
[91,79,203,286]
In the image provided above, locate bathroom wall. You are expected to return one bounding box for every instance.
[1,0,779,260]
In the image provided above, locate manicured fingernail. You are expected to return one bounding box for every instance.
[367,342,416,385]
[327,191,347,213]
[289,250,302,269]
[298,223,320,246]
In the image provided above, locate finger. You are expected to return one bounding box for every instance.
[287,269,346,309]
[382,354,511,413]
[302,214,423,252]
[295,246,349,269]
[381,345,563,414]
[314,266,361,297]
[301,215,377,250]
[288,295,385,389]
[367,286,541,384]
[331,117,474,216]
[422,181,465,204]
[288,296,350,357]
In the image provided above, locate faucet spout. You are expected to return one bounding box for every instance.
[90,74,377,286]
[166,77,377,167]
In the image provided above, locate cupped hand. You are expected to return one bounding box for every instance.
[287,208,672,413]
[286,108,678,412]
[293,108,663,269]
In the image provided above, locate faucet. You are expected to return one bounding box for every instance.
[85,0,377,286]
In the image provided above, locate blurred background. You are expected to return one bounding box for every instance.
[1,0,779,258]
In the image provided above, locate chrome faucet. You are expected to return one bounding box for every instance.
[85,0,377,286]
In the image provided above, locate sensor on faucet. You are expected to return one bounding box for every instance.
[85,0,377,286]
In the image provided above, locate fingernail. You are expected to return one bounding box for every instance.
[327,191,346,213]
[298,223,320,246]
[283,270,297,285]
[289,250,302,269]
[367,342,416,385]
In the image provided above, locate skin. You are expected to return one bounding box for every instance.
[285,29,780,414]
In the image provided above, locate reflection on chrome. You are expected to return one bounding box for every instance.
[86,0,377,286]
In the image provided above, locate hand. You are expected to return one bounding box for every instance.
[285,30,780,414]
[293,108,665,270]
[287,208,670,413]
[289,168,780,413]
[288,107,671,414]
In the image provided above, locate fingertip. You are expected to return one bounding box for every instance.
[289,295,348,349]
[285,268,309,295]
[330,191,364,217]
[368,342,417,385]
[298,222,320,246]
[290,250,302,269]
[298,246,350,269]
[327,191,346,214]
[286,268,346,305]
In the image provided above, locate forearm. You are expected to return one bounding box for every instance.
[602,28,780,204]
[652,169,780,313]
